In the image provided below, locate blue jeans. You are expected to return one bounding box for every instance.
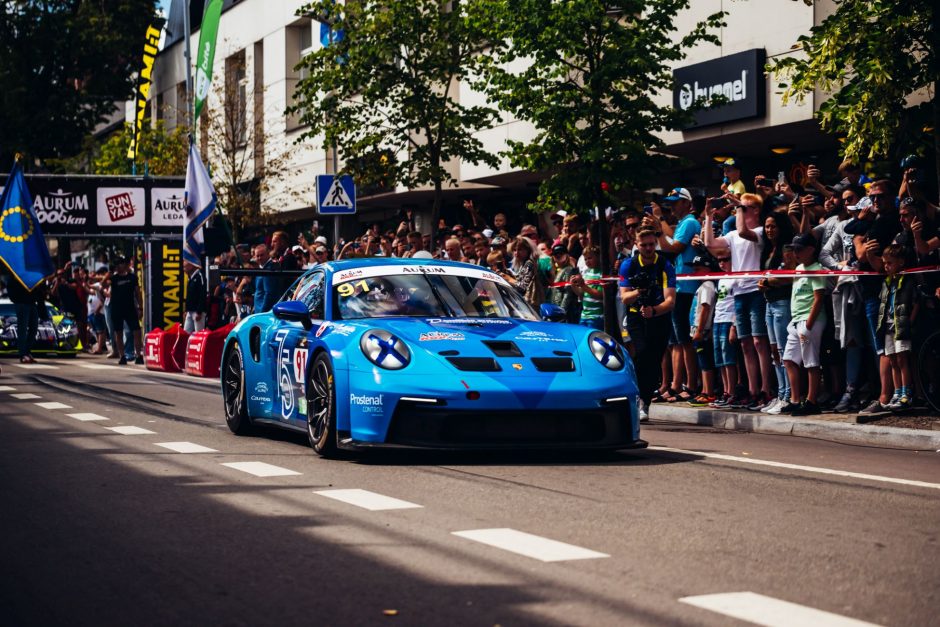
[864,296,885,356]
[14,303,39,358]
[765,299,792,400]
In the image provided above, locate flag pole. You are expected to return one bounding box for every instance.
[183,0,194,133]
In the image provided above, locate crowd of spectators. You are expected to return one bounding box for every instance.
[6,155,938,421]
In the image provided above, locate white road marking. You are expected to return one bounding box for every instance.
[67,413,110,422]
[12,364,58,369]
[651,446,940,491]
[10,393,40,399]
[154,441,218,454]
[679,592,882,627]
[0,386,16,391]
[221,462,301,477]
[452,528,609,562]
[78,364,125,370]
[315,489,423,511]
[35,402,72,410]
[105,426,156,435]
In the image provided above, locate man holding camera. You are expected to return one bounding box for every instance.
[619,228,677,421]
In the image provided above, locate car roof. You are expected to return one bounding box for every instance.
[320,258,483,273]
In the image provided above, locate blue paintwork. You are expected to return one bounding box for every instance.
[221,258,640,447]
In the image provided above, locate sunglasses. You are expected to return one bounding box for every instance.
[870,193,889,200]
[625,223,639,229]
[717,257,731,262]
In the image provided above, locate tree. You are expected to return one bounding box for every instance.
[479,0,725,213]
[770,0,939,192]
[0,0,159,165]
[291,0,501,236]
[92,121,188,176]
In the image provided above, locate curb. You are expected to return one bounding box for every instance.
[649,404,940,451]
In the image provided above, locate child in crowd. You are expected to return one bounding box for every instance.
[782,234,827,415]
[572,245,605,329]
[710,253,738,408]
[876,244,918,412]
[689,255,718,406]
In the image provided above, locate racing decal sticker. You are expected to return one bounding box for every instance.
[275,329,294,419]
[419,331,465,341]
[515,330,567,343]
[426,318,513,325]
[350,393,384,414]
[331,263,510,287]
[315,321,357,338]
[315,322,329,338]
[293,348,308,393]
[254,381,269,394]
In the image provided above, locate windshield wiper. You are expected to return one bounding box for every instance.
[418,273,457,318]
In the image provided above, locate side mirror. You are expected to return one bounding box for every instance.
[272,300,312,330]
[540,303,567,323]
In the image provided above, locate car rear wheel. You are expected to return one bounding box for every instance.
[306,352,337,457]
[223,343,253,435]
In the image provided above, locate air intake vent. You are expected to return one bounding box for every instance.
[446,357,501,372]
[482,340,523,357]
[531,357,575,372]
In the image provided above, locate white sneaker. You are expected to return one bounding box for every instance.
[766,399,786,415]
[760,398,780,413]
[637,399,649,423]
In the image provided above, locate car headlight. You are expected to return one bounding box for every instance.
[588,332,624,370]
[360,329,411,370]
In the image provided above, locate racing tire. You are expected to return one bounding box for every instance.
[306,352,338,457]
[222,343,254,435]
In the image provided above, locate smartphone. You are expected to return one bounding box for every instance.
[312,220,319,230]
[757,177,775,187]
[778,171,786,185]
[352,242,361,250]
[710,198,729,209]
[643,204,653,214]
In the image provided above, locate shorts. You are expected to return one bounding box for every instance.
[579,317,604,330]
[110,307,141,333]
[671,292,694,343]
[89,312,106,334]
[783,319,825,368]
[694,337,715,371]
[883,330,912,356]
[733,290,767,338]
[712,322,736,368]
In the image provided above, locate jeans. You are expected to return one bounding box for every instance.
[14,303,38,358]
[765,298,792,400]
[625,312,672,406]
[864,296,885,356]
[579,317,604,330]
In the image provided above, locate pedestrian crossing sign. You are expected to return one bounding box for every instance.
[316,175,356,215]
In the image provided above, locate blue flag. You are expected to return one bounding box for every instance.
[183,143,217,266]
[0,163,54,291]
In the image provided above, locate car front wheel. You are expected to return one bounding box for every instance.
[306,351,337,457]
[222,343,253,435]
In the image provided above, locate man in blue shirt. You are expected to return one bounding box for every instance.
[253,243,279,314]
[653,187,700,400]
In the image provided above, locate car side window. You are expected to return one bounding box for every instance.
[293,271,325,319]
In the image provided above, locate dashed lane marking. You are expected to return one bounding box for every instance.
[679,592,883,627]
[67,413,110,422]
[35,402,72,410]
[105,426,157,435]
[651,446,940,491]
[315,489,423,511]
[154,442,218,454]
[0,386,16,391]
[452,528,609,562]
[221,462,301,477]
[12,364,58,370]
[77,364,126,370]
[10,393,40,400]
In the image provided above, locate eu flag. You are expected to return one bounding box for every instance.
[0,162,54,291]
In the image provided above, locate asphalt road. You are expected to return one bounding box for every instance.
[1,357,938,626]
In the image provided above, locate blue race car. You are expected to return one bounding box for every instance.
[220,258,645,456]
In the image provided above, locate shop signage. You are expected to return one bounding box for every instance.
[673,48,766,129]
[0,174,185,237]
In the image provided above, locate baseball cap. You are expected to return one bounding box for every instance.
[550,209,568,219]
[314,235,328,245]
[691,254,719,272]
[721,158,740,169]
[786,233,817,250]
[491,236,507,246]
[482,228,494,238]
[848,196,872,213]
[663,187,692,202]
[291,245,304,253]
[315,246,327,253]
[551,244,568,256]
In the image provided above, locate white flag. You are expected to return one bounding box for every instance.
[183,142,217,265]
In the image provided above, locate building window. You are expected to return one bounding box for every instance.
[286,19,313,131]
[225,50,248,148]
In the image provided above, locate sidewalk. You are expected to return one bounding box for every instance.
[649,403,940,451]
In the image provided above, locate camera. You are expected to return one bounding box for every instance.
[756,177,775,188]
[709,198,729,209]
[630,269,660,307]
[900,154,925,187]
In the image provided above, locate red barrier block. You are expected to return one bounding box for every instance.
[184,323,235,378]
[144,324,190,373]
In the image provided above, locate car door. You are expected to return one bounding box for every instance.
[267,270,326,425]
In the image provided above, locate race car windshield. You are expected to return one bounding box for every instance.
[334,274,538,321]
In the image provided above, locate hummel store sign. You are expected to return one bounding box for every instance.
[673,49,766,129]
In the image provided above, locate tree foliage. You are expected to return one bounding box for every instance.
[770,0,939,189]
[0,0,159,164]
[479,0,725,212]
[291,0,501,229]
[92,121,188,176]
